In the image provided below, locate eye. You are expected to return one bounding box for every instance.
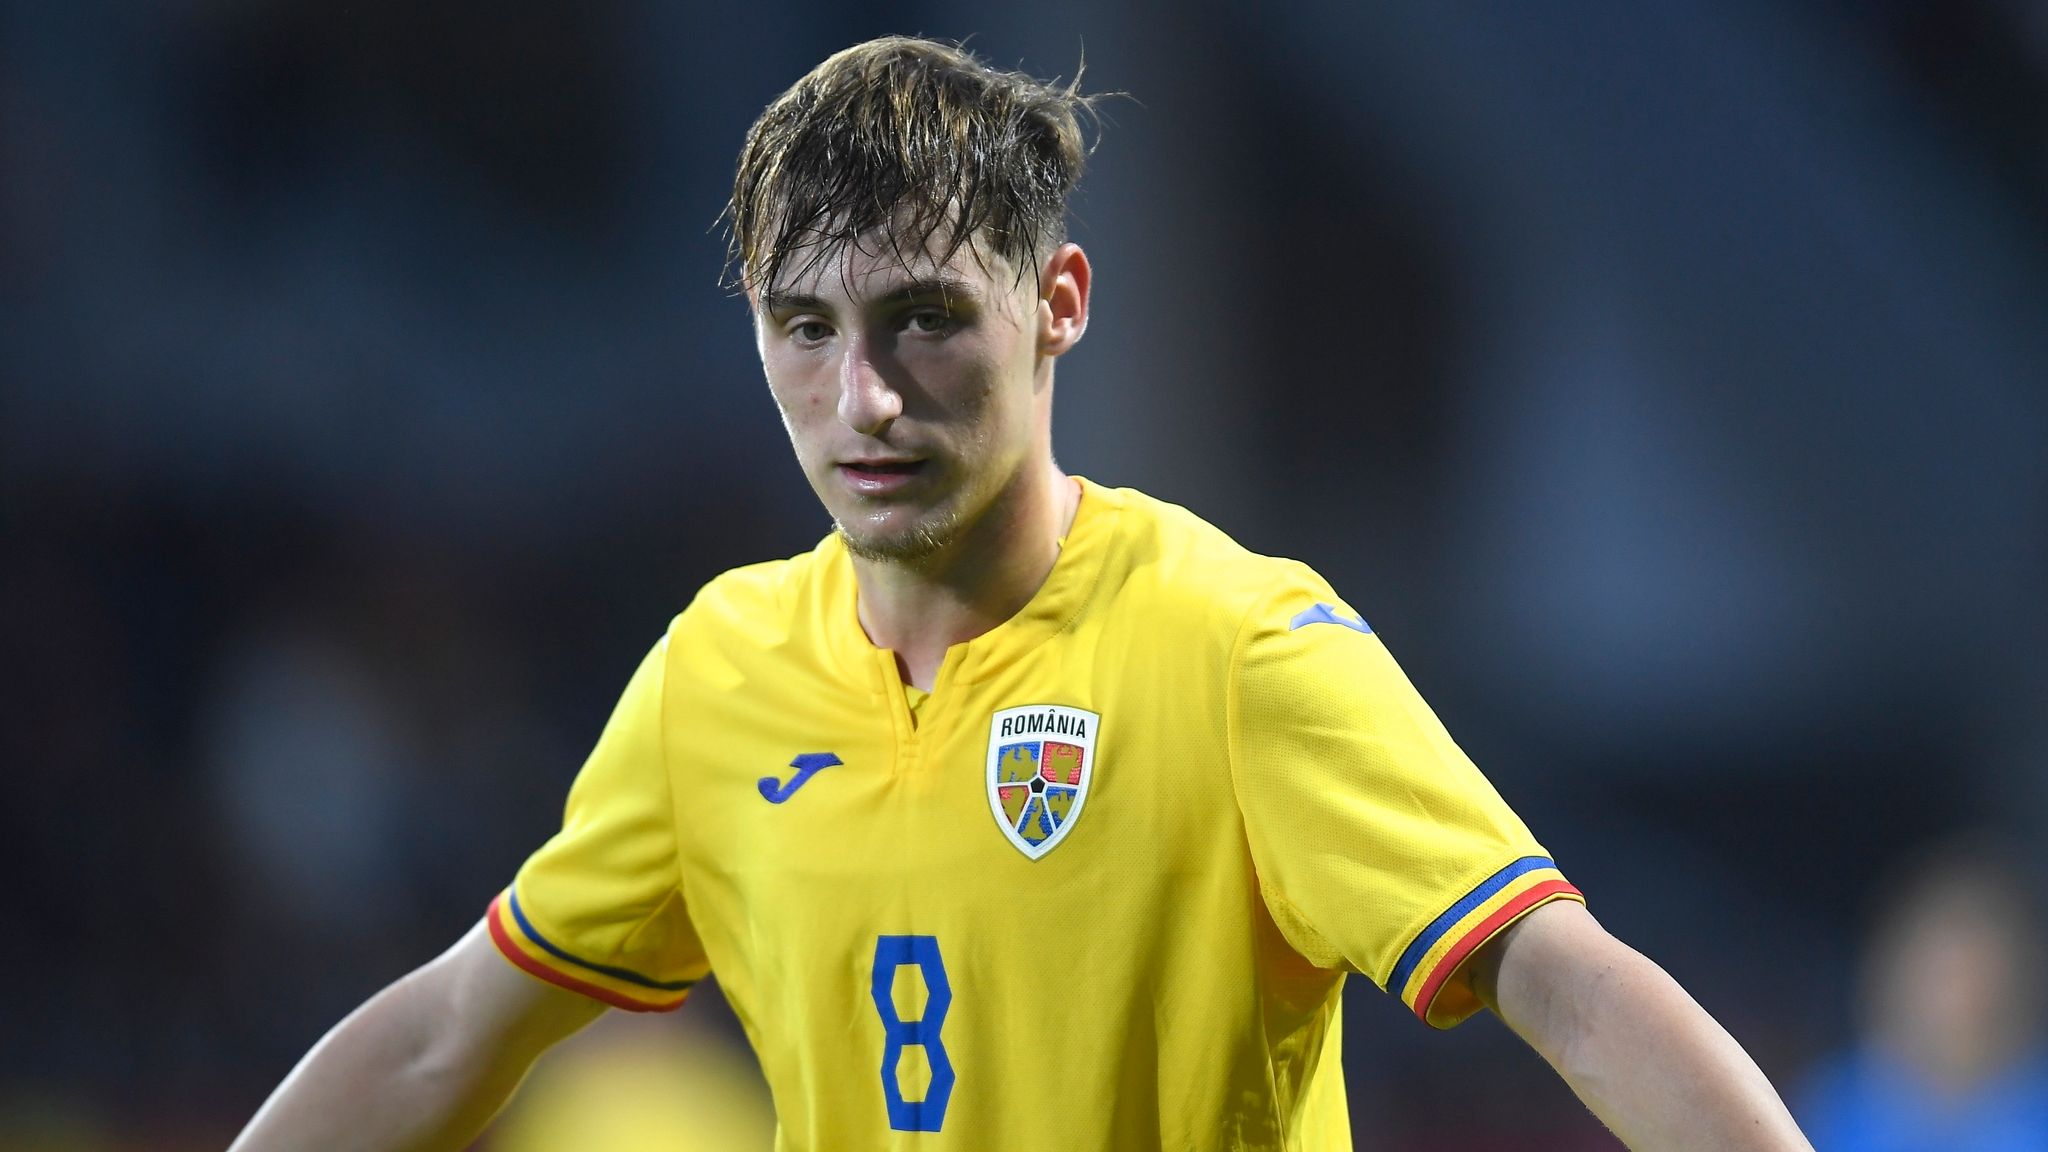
[788,319,832,344]
[904,309,954,335]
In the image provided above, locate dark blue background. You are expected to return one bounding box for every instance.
[5,1,2044,1146]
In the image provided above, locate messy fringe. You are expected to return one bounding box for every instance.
[722,36,1106,296]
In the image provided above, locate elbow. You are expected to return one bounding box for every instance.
[397,1024,470,1097]
[354,963,490,1101]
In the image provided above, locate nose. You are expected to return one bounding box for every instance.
[835,335,902,436]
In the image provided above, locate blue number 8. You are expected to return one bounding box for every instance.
[870,934,955,1132]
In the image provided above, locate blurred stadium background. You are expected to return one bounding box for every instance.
[5,1,2047,1148]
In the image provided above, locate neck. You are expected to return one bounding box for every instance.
[852,461,1079,691]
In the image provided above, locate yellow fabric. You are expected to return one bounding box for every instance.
[496,477,1578,1151]
[491,638,705,1011]
[902,683,928,728]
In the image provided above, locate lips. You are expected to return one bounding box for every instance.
[836,458,927,494]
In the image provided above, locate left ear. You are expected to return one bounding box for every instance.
[1036,242,1091,357]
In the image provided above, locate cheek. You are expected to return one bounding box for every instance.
[767,367,835,436]
[792,388,833,421]
[952,329,1034,422]
[944,361,1007,442]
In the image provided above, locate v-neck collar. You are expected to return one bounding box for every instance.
[820,476,1124,697]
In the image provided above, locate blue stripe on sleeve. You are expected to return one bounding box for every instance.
[1388,856,1554,996]
[507,888,696,992]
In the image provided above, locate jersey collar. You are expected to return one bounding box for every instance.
[819,475,1124,695]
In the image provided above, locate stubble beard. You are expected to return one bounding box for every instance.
[834,502,966,566]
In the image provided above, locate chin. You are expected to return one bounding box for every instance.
[834,505,964,564]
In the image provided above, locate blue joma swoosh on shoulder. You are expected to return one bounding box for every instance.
[759,752,843,803]
[1288,602,1372,634]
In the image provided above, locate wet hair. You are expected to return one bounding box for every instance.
[724,36,1101,295]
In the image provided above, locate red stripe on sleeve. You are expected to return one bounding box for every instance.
[485,894,686,1014]
[1411,878,1582,1023]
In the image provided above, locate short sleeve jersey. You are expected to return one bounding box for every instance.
[488,478,1582,1151]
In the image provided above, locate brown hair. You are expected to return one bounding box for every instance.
[725,36,1100,295]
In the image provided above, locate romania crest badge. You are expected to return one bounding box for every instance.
[986,703,1100,860]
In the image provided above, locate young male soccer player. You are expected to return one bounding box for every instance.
[230,37,1814,1151]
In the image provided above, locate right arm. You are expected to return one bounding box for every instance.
[228,920,605,1152]
[234,633,699,1149]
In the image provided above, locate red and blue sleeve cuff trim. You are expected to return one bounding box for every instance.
[1390,855,1582,1024]
[486,890,692,1013]
[503,888,694,991]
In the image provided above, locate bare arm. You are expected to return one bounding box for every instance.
[1469,900,1813,1151]
[229,919,606,1152]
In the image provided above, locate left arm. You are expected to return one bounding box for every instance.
[1469,900,1813,1151]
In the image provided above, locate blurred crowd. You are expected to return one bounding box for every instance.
[6,0,2048,1147]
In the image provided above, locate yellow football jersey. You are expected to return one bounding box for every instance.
[488,478,1581,1150]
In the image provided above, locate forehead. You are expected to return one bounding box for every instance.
[753,225,1025,310]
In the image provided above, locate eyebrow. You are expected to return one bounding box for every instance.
[758,275,984,316]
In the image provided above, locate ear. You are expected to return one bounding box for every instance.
[1037,243,1092,357]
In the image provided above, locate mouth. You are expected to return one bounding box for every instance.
[836,458,929,493]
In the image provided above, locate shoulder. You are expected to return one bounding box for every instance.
[683,542,827,619]
[1094,482,1346,641]
[662,535,846,662]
